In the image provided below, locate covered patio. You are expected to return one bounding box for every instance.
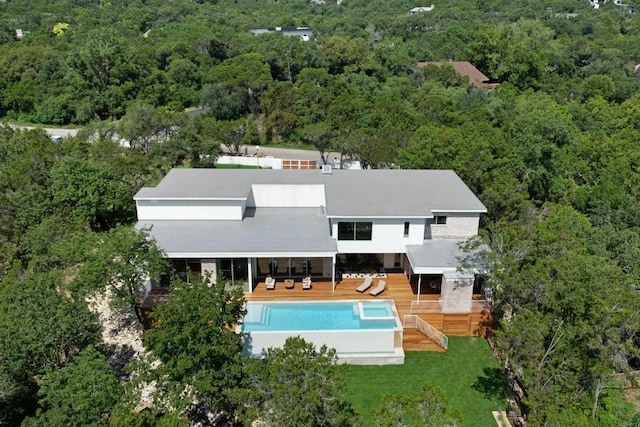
[136,207,339,291]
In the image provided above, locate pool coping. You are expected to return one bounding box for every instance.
[238,299,405,365]
[239,299,403,332]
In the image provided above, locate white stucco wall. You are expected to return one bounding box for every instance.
[136,199,244,220]
[243,329,398,357]
[332,218,425,254]
[249,184,326,207]
[428,212,480,239]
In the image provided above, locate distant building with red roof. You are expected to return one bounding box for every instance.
[417,61,499,90]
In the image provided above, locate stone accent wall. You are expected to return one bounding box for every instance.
[440,275,473,313]
[429,213,480,239]
[201,259,217,284]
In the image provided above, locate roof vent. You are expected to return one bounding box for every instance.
[322,164,332,175]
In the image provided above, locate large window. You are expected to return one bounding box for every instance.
[171,259,201,282]
[338,221,373,240]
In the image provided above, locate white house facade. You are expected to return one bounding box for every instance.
[134,167,487,313]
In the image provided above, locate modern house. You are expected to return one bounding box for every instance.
[134,167,487,315]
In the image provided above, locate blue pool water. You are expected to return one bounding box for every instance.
[241,301,397,332]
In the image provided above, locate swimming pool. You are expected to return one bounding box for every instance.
[241,301,396,331]
[239,300,405,365]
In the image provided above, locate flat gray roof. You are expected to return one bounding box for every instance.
[135,169,486,217]
[405,240,466,273]
[136,207,337,257]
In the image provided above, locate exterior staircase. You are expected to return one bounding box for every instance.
[403,315,448,352]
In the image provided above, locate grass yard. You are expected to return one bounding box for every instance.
[214,163,259,169]
[344,337,507,426]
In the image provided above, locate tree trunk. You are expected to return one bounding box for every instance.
[592,377,602,418]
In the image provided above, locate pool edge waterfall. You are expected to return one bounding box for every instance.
[238,300,405,365]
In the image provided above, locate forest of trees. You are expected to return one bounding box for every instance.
[2,0,640,425]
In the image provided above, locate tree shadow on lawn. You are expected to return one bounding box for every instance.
[472,367,508,400]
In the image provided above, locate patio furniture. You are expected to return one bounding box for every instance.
[302,276,312,290]
[284,279,295,289]
[355,276,373,293]
[369,280,386,297]
[265,276,276,290]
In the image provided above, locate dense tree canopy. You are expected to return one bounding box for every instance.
[240,336,358,427]
[142,274,246,422]
[2,0,640,424]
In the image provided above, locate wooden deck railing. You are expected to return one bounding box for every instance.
[410,300,442,313]
[403,315,449,350]
[471,299,492,312]
[411,299,492,314]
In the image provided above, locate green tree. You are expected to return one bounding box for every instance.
[201,83,244,121]
[142,274,246,420]
[74,226,167,324]
[205,53,272,115]
[118,101,162,154]
[304,121,334,165]
[21,215,95,272]
[214,118,260,156]
[373,383,463,427]
[261,81,300,140]
[50,157,133,230]
[23,346,121,427]
[507,93,577,202]
[260,33,313,82]
[0,267,100,424]
[468,19,555,89]
[0,127,59,248]
[320,35,368,74]
[241,336,358,427]
[490,205,640,425]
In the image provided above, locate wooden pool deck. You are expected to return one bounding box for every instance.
[245,273,494,352]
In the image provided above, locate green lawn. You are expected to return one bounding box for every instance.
[214,163,258,169]
[344,337,507,426]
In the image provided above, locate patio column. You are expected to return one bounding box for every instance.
[417,274,422,303]
[247,258,253,293]
[332,255,336,292]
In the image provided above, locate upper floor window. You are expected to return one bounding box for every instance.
[338,221,373,240]
[404,221,410,237]
[434,215,447,225]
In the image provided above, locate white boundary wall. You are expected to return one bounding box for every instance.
[217,155,282,169]
[244,329,397,356]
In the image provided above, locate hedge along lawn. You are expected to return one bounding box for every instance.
[343,337,507,426]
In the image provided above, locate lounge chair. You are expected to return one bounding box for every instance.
[302,276,312,290]
[356,276,373,293]
[369,280,386,297]
[265,276,276,290]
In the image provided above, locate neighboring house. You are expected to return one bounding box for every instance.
[417,60,499,90]
[410,5,434,13]
[134,167,487,314]
[589,0,632,9]
[249,26,313,41]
